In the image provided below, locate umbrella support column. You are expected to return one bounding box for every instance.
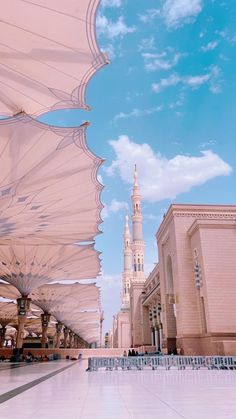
[41,313,51,348]
[16,297,31,349]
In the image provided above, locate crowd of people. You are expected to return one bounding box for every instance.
[123,349,163,357]
[122,347,184,356]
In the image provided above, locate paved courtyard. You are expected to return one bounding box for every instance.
[1,360,236,418]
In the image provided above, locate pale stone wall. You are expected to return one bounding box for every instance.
[117,310,131,348]
[156,205,236,355]
[112,316,118,348]
[130,283,144,347]
[157,217,178,352]
[188,219,236,356]
[173,216,201,338]
[141,305,152,346]
[115,201,236,355]
[197,222,236,334]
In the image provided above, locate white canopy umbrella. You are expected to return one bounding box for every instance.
[0,0,108,116]
[0,115,103,244]
[0,244,101,295]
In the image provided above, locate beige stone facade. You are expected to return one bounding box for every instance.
[156,204,236,355]
[113,203,236,356]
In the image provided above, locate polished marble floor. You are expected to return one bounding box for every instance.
[1,360,236,418]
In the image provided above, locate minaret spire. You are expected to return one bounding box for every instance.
[121,215,132,309]
[131,165,145,283]
[133,164,139,189]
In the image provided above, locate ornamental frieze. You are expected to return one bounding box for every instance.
[174,212,236,220]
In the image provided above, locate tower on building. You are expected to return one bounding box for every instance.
[131,165,145,283]
[112,165,146,348]
[121,215,132,309]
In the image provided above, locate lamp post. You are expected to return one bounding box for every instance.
[41,313,51,348]
[100,311,104,348]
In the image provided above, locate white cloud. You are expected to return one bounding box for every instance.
[106,135,232,203]
[162,0,203,29]
[97,174,104,185]
[97,273,121,290]
[231,34,236,44]
[215,29,227,39]
[97,14,135,39]
[144,213,162,221]
[125,91,143,101]
[186,74,211,87]
[101,0,122,7]
[201,40,218,52]
[152,74,180,92]
[199,139,217,149]
[113,105,163,122]
[138,36,156,52]
[209,65,223,93]
[169,93,185,109]
[101,44,116,60]
[152,66,222,94]
[102,199,128,218]
[142,51,183,72]
[139,9,161,23]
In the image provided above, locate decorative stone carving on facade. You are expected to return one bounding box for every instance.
[174,212,236,220]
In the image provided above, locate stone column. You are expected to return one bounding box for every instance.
[154,326,158,350]
[55,322,63,348]
[74,335,78,349]
[151,327,154,346]
[158,306,163,350]
[41,313,51,348]
[0,326,6,348]
[159,322,163,350]
[141,305,152,346]
[63,327,69,348]
[16,297,31,349]
[68,331,74,348]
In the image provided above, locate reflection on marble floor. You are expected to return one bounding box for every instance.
[1,360,236,419]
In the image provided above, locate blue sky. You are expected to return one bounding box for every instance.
[41,0,236,333]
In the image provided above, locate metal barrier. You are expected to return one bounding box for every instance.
[87,356,236,372]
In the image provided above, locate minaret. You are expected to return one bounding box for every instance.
[121,215,132,309]
[131,165,145,283]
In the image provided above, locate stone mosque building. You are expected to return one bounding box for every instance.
[111,168,236,356]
